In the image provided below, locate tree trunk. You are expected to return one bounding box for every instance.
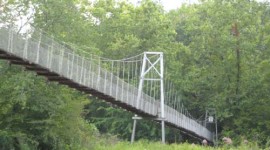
[231,22,240,103]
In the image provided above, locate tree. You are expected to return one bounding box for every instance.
[168,0,270,145]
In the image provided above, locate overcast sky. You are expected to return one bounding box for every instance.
[131,0,270,11]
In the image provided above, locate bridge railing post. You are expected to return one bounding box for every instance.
[35,30,42,64]
[8,28,14,53]
[23,35,28,59]
[59,47,64,74]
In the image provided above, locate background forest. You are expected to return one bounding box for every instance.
[1,0,270,149]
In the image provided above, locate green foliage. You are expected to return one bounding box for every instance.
[96,140,262,150]
[0,61,97,149]
[167,0,270,146]
[2,0,270,149]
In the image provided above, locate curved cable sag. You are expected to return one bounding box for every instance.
[97,53,144,62]
[3,23,144,63]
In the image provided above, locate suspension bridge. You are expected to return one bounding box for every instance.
[0,25,216,144]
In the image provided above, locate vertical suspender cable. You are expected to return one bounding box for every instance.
[121,61,125,102]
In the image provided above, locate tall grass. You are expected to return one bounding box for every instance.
[96,140,263,150]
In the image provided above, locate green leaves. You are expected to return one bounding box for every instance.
[2,0,270,147]
[167,0,270,145]
[0,60,96,149]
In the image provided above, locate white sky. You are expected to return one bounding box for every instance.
[131,0,270,11]
[159,0,199,10]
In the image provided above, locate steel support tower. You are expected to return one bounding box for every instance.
[131,52,165,144]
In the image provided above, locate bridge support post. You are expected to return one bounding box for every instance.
[205,108,218,146]
[131,115,141,143]
[160,53,165,144]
